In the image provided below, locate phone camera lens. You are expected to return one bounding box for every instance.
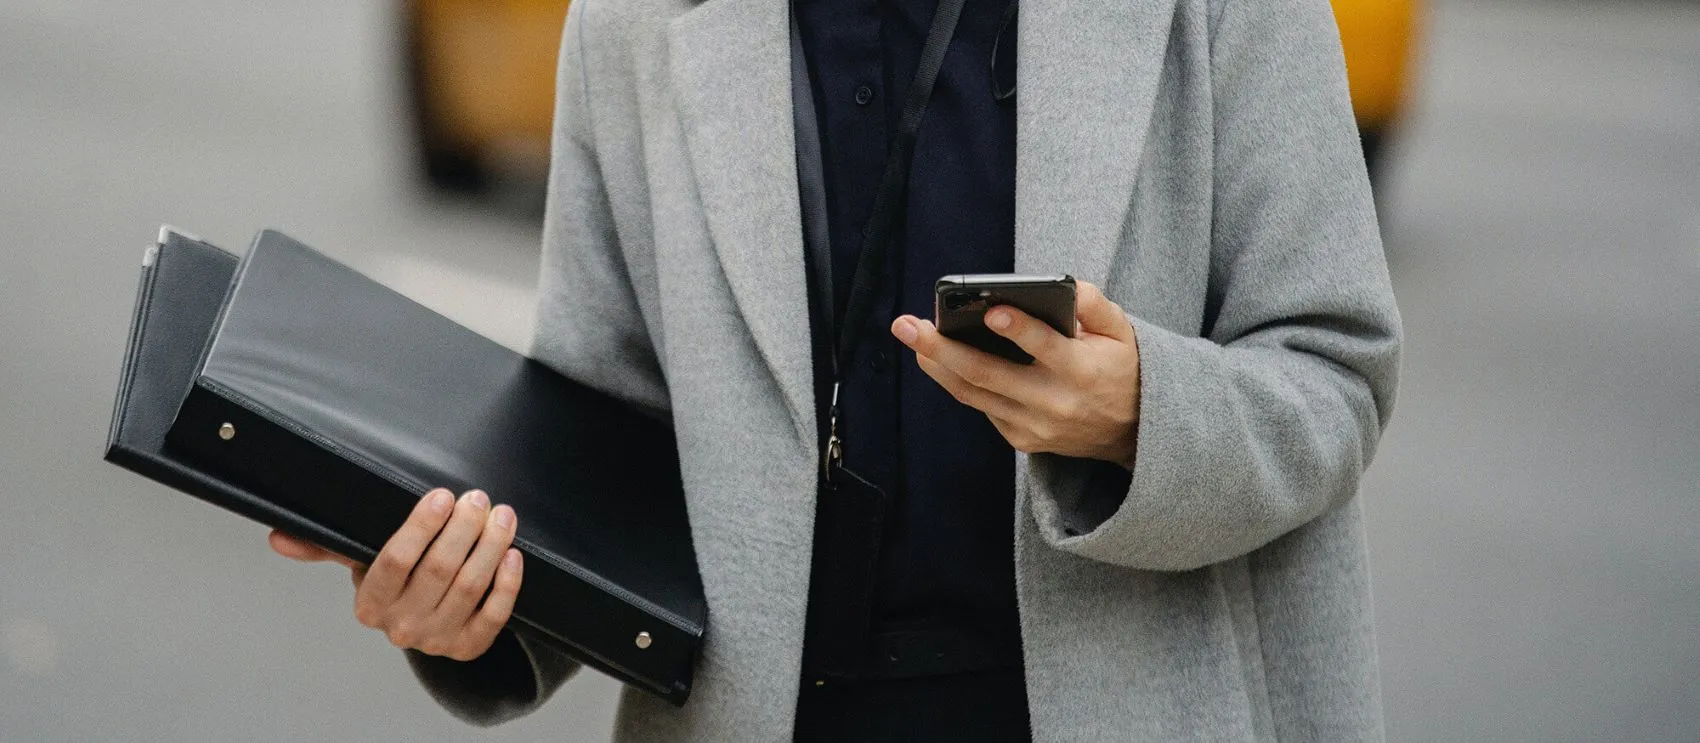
[945,292,977,311]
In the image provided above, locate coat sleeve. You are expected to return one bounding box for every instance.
[406,0,668,725]
[1026,0,1402,572]
[405,631,582,727]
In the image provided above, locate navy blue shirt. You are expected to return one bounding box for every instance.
[794,0,1024,681]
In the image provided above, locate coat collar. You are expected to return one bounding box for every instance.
[668,0,1177,445]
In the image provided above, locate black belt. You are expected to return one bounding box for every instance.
[859,627,1024,681]
[806,626,1024,683]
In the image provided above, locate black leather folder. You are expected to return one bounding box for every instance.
[106,227,704,705]
[106,229,374,562]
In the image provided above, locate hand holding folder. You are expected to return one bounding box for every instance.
[106,227,706,704]
[270,487,525,663]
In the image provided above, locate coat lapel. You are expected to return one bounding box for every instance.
[668,0,815,447]
[663,0,1178,439]
[1013,0,1178,288]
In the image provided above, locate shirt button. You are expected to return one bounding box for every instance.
[854,85,874,106]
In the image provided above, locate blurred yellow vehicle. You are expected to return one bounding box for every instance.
[1331,0,1421,176]
[402,0,1416,191]
[403,0,571,190]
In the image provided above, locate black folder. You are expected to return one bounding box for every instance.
[106,227,705,705]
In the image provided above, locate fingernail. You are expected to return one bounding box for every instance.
[428,489,452,512]
[467,490,489,509]
[893,319,918,344]
[504,549,521,570]
[494,505,515,529]
[987,310,1011,330]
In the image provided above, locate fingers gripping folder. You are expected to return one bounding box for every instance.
[105,227,705,704]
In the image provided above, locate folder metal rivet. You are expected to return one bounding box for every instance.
[635,632,652,649]
[218,423,236,441]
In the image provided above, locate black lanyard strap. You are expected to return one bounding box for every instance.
[791,0,968,478]
[829,0,966,369]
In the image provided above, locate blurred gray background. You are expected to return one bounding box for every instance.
[1,0,1695,740]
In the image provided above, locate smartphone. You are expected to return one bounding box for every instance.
[934,274,1077,364]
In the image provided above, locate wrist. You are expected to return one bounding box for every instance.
[1091,423,1138,471]
[1113,427,1138,470]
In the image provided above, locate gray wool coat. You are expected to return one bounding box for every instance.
[407,0,1403,738]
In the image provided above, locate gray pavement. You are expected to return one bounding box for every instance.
[0,0,1695,741]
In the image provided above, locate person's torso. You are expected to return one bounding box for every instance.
[557,0,1382,738]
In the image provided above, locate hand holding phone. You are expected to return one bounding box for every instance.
[934,274,1077,364]
[903,276,1142,468]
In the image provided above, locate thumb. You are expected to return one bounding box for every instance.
[1075,281,1135,342]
